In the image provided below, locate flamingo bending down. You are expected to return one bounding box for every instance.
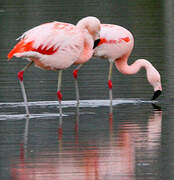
[93,24,162,103]
[8,16,101,118]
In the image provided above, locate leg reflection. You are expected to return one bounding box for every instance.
[109,104,113,133]
[74,103,80,144]
[24,116,30,152]
[21,116,30,161]
[58,116,63,141]
[58,113,63,153]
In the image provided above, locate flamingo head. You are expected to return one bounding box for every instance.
[76,16,101,40]
[147,66,162,100]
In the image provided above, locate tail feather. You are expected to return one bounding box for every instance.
[7,40,33,60]
[8,39,58,60]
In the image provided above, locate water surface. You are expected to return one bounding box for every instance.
[0,0,174,179]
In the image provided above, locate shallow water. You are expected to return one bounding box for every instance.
[0,0,174,179]
[0,100,163,180]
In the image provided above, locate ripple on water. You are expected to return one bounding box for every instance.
[0,99,156,108]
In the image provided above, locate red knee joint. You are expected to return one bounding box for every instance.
[108,80,112,89]
[73,69,78,79]
[18,71,24,81]
[57,90,62,101]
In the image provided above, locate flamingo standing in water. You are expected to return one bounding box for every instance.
[8,16,101,118]
[93,24,162,104]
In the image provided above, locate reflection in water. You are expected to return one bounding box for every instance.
[10,104,162,180]
[0,0,167,179]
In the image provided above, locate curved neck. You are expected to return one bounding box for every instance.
[115,54,162,92]
[115,56,152,75]
[76,19,88,31]
[75,32,93,64]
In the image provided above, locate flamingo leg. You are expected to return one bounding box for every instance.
[57,70,63,123]
[73,64,83,105]
[18,61,33,117]
[108,61,113,109]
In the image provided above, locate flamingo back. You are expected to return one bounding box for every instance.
[94,24,134,61]
[8,22,85,70]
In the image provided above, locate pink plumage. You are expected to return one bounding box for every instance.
[94,24,162,100]
[8,22,86,70]
[7,16,101,116]
[8,18,100,70]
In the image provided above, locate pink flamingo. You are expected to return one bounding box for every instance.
[7,16,101,118]
[93,24,162,103]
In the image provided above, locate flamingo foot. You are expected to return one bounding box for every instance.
[57,90,62,101]
[18,71,24,81]
[108,80,112,89]
[73,69,78,79]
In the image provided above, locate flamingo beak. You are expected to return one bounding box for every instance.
[151,90,162,100]
[93,39,101,49]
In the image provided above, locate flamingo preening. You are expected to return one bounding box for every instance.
[8,16,101,118]
[93,24,162,104]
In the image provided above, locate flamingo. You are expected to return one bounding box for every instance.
[93,24,162,104]
[7,16,101,118]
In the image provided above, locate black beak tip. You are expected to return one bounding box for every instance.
[93,39,101,49]
[151,90,162,101]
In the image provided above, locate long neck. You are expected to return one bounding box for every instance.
[115,55,152,75]
[115,54,162,92]
[75,32,93,64]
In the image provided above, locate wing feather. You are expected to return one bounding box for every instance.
[8,22,76,59]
